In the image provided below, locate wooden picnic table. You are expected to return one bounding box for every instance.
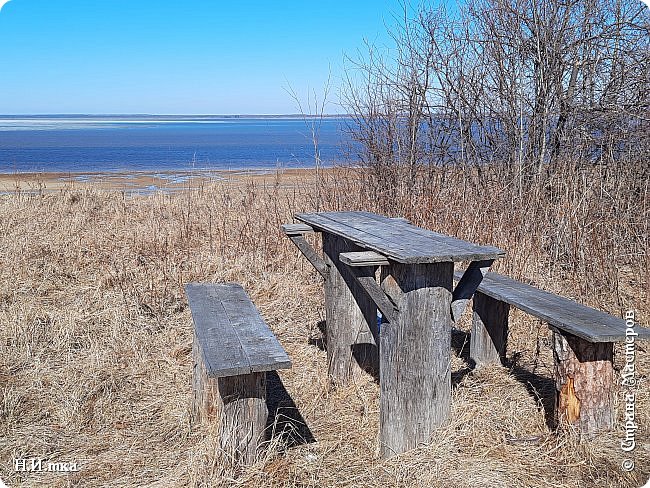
[283,211,505,457]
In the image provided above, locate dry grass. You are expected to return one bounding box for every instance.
[0,166,647,487]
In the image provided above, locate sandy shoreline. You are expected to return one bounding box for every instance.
[0,167,322,194]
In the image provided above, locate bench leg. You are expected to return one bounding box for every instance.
[323,233,378,385]
[470,292,509,366]
[379,262,453,457]
[192,339,268,465]
[552,330,614,434]
[217,373,268,465]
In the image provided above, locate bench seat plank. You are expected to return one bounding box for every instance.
[186,283,292,377]
[454,271,650,342]
[296,211,504,264]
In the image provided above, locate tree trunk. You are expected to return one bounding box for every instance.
[552,330,614,434]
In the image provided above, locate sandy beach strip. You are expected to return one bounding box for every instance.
[0,167,325,194]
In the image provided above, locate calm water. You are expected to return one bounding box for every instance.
[0,115,353,174]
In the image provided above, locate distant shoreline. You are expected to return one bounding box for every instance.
[0,167,328,195]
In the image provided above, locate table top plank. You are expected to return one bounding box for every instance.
[296,211,505,264]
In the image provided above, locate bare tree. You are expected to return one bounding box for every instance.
[343,0,650,188]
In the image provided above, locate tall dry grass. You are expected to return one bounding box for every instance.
[0,164,647,487]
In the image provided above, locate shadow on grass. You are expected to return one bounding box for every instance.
[309,320,381,383]
[507,359,557,430]
[451,328,556,429]
[451,328,474,387]
[266,370,316,449]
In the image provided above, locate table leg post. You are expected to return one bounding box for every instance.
[322,233,378,384]
[379,262,453,457]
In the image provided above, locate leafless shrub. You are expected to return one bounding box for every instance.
[343,0,649,187]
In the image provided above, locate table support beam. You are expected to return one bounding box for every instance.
[287,234,329,279]
[451,259,494,323]
[343,265,398,324]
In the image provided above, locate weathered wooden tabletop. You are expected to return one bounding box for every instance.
[296,211,505,264]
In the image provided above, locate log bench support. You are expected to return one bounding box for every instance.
[454,270,650,435]
[552,330,614,433]
[470,291,509,366]
[193,355,268,464]
[186,283,292,466]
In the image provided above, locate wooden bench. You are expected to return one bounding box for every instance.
[453,270,650,434]
[186,282,292,465]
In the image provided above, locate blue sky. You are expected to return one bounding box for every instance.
[0,0,406,114]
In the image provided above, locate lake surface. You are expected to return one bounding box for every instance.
[0,115,353,174]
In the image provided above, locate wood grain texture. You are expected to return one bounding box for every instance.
[340,250,390,267]
[323,233,379,384]
[192,332,219,422]
[453,270,650,342]
[296,211,505,264]
[186,282,291,377]
[470,291,509,366]
[191,338,268,466]
[346,266,398,324]
[217,372,268,465]
[552,330,614,434]
[379,262,453,458]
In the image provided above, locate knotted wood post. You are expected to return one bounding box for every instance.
[193,336,268,466]
[322,233,378,384]
[552,329,614,434]
[379,262,453,457]
[470,291,509,366]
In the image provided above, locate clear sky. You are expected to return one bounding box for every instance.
[0,0,406,115]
